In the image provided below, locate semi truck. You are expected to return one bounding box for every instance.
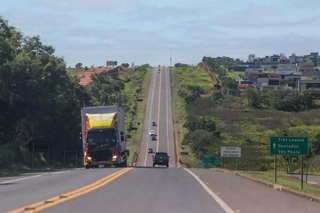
[80,106,129,169]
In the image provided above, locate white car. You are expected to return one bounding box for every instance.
[150,130,155,136]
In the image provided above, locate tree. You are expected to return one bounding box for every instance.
[271,65,278,72]
[222,77,238,90]
[178,85,205,104]
[243,86,260,108]
[75,62,83,68]
[182,130,219,158]
[121,63,129,68]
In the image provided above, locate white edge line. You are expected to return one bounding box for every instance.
[48,170,69,175]
[166,67,171,167]
[184,168,235,213]
[0,175,42,184]
[144,67,156,166]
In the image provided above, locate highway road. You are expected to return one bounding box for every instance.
[137,66,176,167]
[2,66,320,212]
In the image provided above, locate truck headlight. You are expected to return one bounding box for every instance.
[112,156,117,161]
[87,157,92,162]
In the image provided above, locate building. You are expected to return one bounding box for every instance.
[298,80,320,90]
[310,52,319,66]
[299,58,314,72]
[247,72,268,82]
[248,54,259,63]
[270,54,280,62]
[276,64,295,71]
[276,71,302,79]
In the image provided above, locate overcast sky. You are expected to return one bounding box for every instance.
[1,0,320,67]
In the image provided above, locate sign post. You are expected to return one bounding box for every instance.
[221,147,241,170]
[203,157,220,164]
[270,136,309,187]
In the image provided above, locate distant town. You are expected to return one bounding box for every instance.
[222,52,320,91]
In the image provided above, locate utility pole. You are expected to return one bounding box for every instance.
[170,48,172,67]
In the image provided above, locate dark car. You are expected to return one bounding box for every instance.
[151,122,156,126]
[148,148,153,153]
[153,152,169,167]
[151,135,156,140]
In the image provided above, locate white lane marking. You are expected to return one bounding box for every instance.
[166,67,170,157]
[144,67,157,166]
[48,170,69,175]
[184,169,235,213]
[0,175,42,184]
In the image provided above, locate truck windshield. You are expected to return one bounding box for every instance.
[87,131,117,148]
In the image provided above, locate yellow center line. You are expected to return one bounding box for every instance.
[157,66,162,152]
[8,168,133,213]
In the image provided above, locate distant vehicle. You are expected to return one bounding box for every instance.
[153,152,169,167]
[151,122,156,126]
[158,65,160,67]
[148,148,153,153]
[150,130,155,136]
[151,135,156,140]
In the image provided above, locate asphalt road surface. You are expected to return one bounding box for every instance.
[2,167,320,213]
[137,66,176,167]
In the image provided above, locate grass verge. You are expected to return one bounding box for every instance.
[125,68,152,164]
[215,169,320,198]
[170,66,214,167]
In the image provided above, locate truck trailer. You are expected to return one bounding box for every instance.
[81,106,129,169]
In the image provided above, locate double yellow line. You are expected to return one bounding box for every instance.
[8,168,132,213]
[157,66,162,152]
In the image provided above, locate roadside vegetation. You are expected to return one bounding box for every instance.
[0,17,150,175]
[171,58,320,174]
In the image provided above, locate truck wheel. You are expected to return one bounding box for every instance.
[153,163,155,167]
[85,165,90,169]
[166,164,169,167]
[122,160,127,167]
[95,165,99,168]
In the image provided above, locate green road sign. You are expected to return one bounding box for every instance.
[270,136,309,156]
[181,152,189,155]
[203,156,220,164]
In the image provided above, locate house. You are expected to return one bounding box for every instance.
[310,52,319,66]
[270,54,280,62]
[276,71,302,79]
[245,67,263,74]
[289,54,304,64]
[298,80,320,90]
[248,54,259,63]
[247,72,268,82]
[299,59,314,72]
[276,64,295,71]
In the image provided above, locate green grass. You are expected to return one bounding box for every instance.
[171,65,214,166]
[265,69,276,73]
[124,68,152,165]
[227,71,243,80]
[229,170,320,198]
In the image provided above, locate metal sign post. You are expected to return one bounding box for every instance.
[32,143,35,169]
[301,156,304,190]
[274,156,277,182]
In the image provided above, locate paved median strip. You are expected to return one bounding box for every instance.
[7,168,133,213]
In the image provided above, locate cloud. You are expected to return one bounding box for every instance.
[128,5,201,22]
[294,0,320,8]
[35,0,139,10]
[2,10,77,35]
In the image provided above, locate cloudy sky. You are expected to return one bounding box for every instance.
[1,0,320,67]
